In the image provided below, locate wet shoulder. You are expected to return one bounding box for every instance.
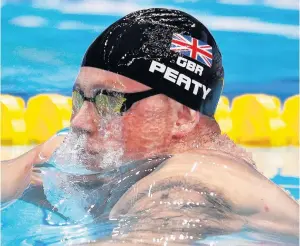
[156,148,257,179]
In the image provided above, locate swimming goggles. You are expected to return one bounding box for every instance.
[72,88,160,114]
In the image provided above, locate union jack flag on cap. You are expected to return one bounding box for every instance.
[170,33,213,68]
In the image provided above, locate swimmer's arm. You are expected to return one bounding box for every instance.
[1,145,43,203]
[1,135,65,203]
[108,153,299,244]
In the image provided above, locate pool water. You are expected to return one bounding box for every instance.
[1,198,115,245]
[1,147,299,245]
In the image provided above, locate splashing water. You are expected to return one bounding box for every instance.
[41,155,171,224]
[48,110,125,175]
[40,109,127,223]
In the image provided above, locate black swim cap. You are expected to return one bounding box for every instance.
[81,8,224,117]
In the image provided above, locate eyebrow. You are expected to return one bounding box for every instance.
[75,74,129,90]
[72,83,125,97]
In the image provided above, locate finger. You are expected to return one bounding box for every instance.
[31,172,43,186]
[33,168,42,173]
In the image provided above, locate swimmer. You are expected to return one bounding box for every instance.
[1,8,298,245]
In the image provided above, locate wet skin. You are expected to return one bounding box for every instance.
[10,147,298,245]
[105,149,299,245]
[1,67,299,245]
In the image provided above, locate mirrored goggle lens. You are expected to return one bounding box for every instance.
[72,90,127,114]
[72,90,84,112]
[95,93,126,113]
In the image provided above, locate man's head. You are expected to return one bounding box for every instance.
[82,8,224,116]
[56,8,228,171]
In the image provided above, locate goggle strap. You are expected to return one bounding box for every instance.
[121,89,159,112]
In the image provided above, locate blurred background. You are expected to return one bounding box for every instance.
[1,1,299,198]
[1,0,299,100]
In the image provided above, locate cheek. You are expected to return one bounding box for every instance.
[123,98,174,150]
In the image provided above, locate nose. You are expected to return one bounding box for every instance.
[71,102,99,135]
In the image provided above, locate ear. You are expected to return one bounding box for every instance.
[171,105,200,139]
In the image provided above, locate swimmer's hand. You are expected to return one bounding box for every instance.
[109,150,299,245]
[1,135,65,204]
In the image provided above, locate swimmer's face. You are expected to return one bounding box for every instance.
[68,67,177,169]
